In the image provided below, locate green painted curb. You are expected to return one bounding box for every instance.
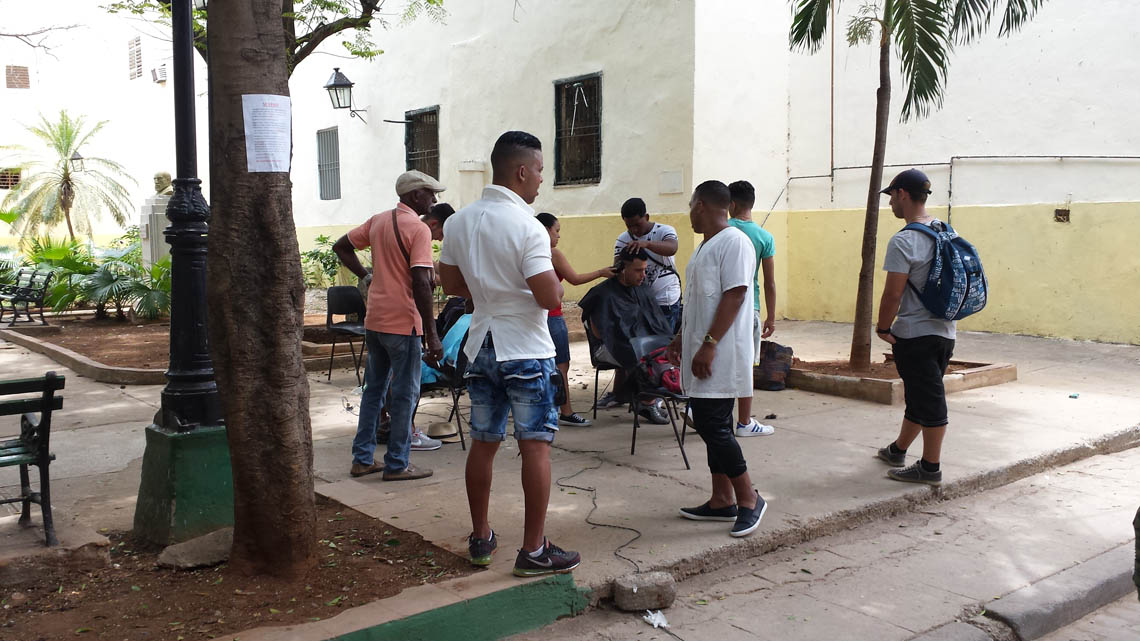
[133,424,234,544]
[335,574,590,641]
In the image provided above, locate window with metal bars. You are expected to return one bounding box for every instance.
[316,127,341,200]
[0,169,20,190]
[128,37,143,80]
[554,73,601,185]
[5,66,30,89]
[405,106,440,178]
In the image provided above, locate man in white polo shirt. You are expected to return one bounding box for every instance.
[668,180,768,538]
[439,131,581,577]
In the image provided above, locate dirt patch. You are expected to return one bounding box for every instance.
[0,496,473,640]
[794,358,970,379]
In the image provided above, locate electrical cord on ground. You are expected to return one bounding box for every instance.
[555,451,643,573]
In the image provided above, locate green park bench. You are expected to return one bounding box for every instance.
[0,267,55,326]
[0,372,64,546]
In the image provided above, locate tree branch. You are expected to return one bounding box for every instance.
[289,0,381,72]
[0,25,81,59]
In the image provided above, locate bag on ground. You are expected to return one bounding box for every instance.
[754,341,793,391]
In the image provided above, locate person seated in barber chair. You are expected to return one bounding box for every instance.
[579,246,673,424]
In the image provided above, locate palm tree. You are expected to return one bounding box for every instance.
[788,0,1045,370]
[1,110,136,241]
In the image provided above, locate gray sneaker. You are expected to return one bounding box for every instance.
[410,430,442,451]
[640,401,669,425]
[877,444,906,467]
[888,462,942,486]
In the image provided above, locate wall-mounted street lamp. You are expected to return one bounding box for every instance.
[69,151,84,172]
[324,68,368,123]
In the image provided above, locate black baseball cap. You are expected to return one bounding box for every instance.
[880,168,932,195]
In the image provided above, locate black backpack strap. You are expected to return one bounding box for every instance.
[391,209,412,266]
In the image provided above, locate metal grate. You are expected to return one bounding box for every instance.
[0,169,20,190]
[405,106,440,178]
[554,73,602,185]
[316,127,341,200]
[5,65,29,89]
[128,37,143,80]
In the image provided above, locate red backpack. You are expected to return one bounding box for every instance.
[641,346,683,394]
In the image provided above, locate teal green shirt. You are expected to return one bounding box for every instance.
[727,218,775,311]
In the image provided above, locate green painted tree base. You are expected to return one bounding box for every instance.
[336,574,591,641]
[133,424,234,545]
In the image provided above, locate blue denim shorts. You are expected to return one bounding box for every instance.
[547,315,571,365]
[464,335,559,443]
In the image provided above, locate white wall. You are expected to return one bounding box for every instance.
[288,0,697,229]
[0,1,210,244]
[785,0,1140,211]
[693,0,790,212]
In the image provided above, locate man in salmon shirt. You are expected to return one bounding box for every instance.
[333,170,445,481]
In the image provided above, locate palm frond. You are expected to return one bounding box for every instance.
[890,0,951,121]
[789,0,834,53]
[945,0,993,44]
[998,0,1044,36]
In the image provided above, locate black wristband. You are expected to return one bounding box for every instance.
[875,327,891,335]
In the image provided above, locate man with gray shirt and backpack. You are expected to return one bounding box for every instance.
[874,169,957,486]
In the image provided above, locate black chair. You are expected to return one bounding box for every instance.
[414,316,470,451]
[582,317,621,419]
[326,286,367,385]
[629,335,690,470]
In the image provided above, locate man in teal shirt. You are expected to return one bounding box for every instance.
[727,180,776,437]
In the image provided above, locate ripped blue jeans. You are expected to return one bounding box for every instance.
[464,334,559,443]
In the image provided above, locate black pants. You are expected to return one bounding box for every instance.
[690,397,747,478]
[892,335,955,427]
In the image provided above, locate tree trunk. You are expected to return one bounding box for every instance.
[849,17,893,371]
[206,1,316,578]
[63,205,75,242]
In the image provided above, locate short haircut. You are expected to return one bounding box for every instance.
[535,212,558,228]
[615,245,650,270]
[425,202,455,224]
[693,180,732,210]
[490,130,542,177]
[907,189,930,204]
[620,197,647,220]
[728,180,756,208]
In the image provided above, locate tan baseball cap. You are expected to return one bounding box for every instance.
[395,170,446,196]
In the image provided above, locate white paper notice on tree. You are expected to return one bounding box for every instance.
[241,94,292,173]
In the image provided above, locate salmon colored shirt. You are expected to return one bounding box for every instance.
[347,202,434,336]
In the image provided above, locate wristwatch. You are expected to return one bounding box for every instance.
[702,333,718,345]
[875,327,891,335]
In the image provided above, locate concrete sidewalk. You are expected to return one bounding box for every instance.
[516,447,1140,640]
[1,321,1138,631]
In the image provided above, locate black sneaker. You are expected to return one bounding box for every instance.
[877,444,906,467]
[730,492,768,538]
[512,539,581,577]
[639,403,669,425]
[888,462,942,486]
[467,531,497,567]
[558,413,592,427]
[678,501,739,522]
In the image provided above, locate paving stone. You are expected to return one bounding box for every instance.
[157,527,233,570]
[612,571,676,611]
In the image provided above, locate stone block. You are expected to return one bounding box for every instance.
[612,571,676,611]
[157,527,233,570]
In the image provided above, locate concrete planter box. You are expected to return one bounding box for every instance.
[786,359,1018,405]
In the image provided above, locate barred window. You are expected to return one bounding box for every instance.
[405,106,440,179]
[316,127,341,200]
[128,37,143,80]
[554,73,601,185]
[0,169,19,190]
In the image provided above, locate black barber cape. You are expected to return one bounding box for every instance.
[578,278,673,369]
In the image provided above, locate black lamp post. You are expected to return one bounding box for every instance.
[69,151,84,172]
[160,0,221,431]
[135,0,231,545]
[324,67,368,123]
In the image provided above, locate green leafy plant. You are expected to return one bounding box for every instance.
[300,234,339,288]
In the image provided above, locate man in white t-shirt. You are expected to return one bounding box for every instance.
[614,198,682,332]
[439,131,581,577]
[667,180,768,538]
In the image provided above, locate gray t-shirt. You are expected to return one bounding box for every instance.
[882,220,957,340]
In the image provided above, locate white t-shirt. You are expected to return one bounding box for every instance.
[680,226,756,398]
[614,222,681,306]
[440,185,556,363]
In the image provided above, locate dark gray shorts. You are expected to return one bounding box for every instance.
[892,335,955,427]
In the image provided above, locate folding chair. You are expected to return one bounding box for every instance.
[326,286,367,385]
[629,335,691,470]
[582,317,621,419]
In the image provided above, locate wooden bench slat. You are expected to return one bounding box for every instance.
[0,376,66,396]
[0,444,32,455]
[0,397,63,417]
[0,453,39,467]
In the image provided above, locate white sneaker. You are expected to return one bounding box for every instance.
[410,430,442,451]
[735,418,775,437]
